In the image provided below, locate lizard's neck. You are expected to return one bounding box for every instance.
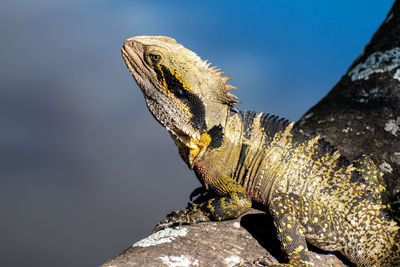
[170,105,232,169]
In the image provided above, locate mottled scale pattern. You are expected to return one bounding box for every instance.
[158,111,400,266]
[237,112,399,266]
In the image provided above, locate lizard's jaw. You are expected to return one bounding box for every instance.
[122,38,208,167]
[121,45,154,99]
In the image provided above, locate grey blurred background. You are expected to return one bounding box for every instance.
[0,0,394,266]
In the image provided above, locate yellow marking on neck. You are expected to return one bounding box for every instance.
[189,132,212,164]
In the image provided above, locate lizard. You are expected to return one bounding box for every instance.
[121,35,400,266]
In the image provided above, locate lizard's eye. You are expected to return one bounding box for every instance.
[147,53,162,65]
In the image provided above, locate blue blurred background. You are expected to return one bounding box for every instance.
[0,0,394,266]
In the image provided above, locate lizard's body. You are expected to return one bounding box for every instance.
[121,36,400,266]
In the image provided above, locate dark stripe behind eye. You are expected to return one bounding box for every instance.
[156,64,207,132]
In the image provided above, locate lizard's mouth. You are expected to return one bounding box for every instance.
[121,46,149,90]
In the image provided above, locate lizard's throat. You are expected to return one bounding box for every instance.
[144,97,200,138]
[170,131,212,169]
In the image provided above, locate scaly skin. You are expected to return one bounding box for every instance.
[121,36,400,266]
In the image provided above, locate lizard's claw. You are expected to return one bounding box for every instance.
[152,219,177,233]
[152,210,186,233]
[236,256,280,267]
[152,203,209,233]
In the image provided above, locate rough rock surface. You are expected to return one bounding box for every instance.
[103,1,399,266]
[102,210,346,267]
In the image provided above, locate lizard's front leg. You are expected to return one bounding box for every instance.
[153,175,252,232]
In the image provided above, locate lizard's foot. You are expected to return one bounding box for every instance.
[236,256,278,267]
[253,256,276,266]
[152,202,209,233]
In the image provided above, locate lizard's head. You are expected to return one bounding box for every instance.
[121,35,238,150]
